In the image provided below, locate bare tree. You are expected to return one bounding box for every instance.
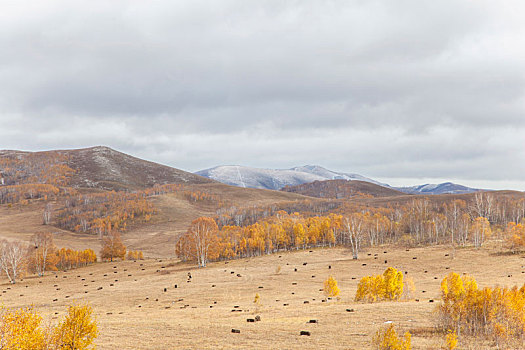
[43,203,52,225]
[342,213,365,259]
[0,240,26,284]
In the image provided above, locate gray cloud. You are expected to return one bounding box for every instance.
[1,1,525,189]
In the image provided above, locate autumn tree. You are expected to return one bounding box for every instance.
[176,217,219,267]
[0,303,98,350]
[0,307,46,349]
[28,232,56,276]
[323,275,340,297]
[506,221,525,252]
[0,240,26,284]
[372,323,411,350]
[470,217,491,248]
[100,231,126,262]
[356,267,404,303]
[53,303,98,350]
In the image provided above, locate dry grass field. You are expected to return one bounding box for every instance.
[1,244,523,349]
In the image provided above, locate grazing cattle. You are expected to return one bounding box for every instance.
[247,319,255,322]
[231,329,240,334]
[255,315,261,321]
[300,331,310,336]
[308,320,317,323]
[345,309,354,312]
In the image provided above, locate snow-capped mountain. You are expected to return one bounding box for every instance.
[395,182,479,195]
[196,165,482,195]
[195,165,385,190]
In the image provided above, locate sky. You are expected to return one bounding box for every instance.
[1,1,525,190]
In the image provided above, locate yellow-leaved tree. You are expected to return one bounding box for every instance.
[356,267,404,302]
[372,323,411,350]
[445,330,458,350]
[0,307,46,350]
[53,303,98,349]
[323,275,340,297]
[0,303,97,350]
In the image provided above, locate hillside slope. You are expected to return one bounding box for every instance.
[0,146,213,191]
[282,179,406,199]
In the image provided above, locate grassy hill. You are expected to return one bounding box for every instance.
[282,179,406,199]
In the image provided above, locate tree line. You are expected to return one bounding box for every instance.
[177,194,525,267]
[0,231,142,284]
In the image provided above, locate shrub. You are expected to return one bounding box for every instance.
[372,323,411,350]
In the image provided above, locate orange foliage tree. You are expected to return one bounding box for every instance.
[100,232,126,262]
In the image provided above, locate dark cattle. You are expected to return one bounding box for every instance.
[300,331,311,336]
[345,309,354,312]
[308,320,317,323]
[231,329,240,334]
[247,319,255,323]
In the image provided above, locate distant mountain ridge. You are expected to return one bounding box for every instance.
[196,164,481,195]
[195,165,384,191]
[395,182,480,195]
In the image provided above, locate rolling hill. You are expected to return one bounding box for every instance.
[282,179,406,199]
[0,146,213,191]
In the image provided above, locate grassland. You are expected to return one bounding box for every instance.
[0,244,522,349]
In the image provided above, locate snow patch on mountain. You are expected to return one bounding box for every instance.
[196,165,382,190]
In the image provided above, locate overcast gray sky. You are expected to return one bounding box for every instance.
[1,1,525,190]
